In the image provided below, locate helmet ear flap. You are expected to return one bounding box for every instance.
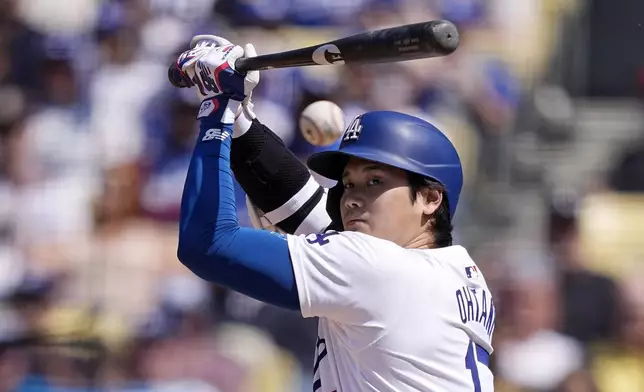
[325,183,344,231]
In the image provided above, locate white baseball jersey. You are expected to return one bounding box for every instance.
[287,231,495,392]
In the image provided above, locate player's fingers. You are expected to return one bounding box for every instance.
[190,34,231,49]
[242,44,260,85]
[241,44,260,84]
[227,45,246,62]
[243,43,258,59]
[178,47,210,71]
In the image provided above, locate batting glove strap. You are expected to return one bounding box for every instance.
[198,96,242,125]
[233,99,257,138]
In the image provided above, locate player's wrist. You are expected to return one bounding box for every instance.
[233,100,256,138]
[197,95,242,125]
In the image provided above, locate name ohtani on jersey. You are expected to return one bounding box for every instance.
[312,336,332,392]
[455,286,496,337]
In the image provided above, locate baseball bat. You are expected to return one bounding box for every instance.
[168,20,459,87]
[235,20,459,73]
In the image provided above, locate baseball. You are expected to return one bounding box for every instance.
[299,100,345,146]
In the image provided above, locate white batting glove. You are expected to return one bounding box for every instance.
[190,37,260,137]
[233,43,259,138]
[181,36,259,117]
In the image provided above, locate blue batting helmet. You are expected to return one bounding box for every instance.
[307,110,463,221]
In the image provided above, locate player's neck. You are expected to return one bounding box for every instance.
[403,230,436,249]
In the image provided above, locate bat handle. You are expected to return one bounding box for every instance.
[235,58,250,74]
[168,57,257,88]
[234,56,283,73]
[234,57,254,74]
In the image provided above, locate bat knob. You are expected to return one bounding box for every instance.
[168,63,193,88]
[429,20,460,55]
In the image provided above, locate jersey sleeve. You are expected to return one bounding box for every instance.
[287,231,398,323]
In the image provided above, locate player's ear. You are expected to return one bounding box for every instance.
[419,187,442,216]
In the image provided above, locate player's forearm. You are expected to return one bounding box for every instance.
[177,97,299,310]
[231,118,332,234]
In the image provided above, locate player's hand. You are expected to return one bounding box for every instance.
[188,35,260,136]
[188,42,246,102]
[189,36,260,107]
[234,43,259,136]
[179,36,259,103]
[168,38,221,89]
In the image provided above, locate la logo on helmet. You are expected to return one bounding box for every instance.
[342,116,363,143]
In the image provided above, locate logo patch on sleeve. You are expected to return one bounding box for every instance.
[201,128,230,142]
[197,98,219,118]
[465,265,481,279]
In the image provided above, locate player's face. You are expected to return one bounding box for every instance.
[340,157,441,247]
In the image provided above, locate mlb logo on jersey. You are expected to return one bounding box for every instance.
[465,265,481,279]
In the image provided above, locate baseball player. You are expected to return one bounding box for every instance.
[171,36,496,392]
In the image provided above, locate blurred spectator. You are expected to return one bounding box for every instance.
[607,135,644,192]
[494,245,586,391]
[12,35,99,253]
[591,269,644,392]
[131,276,247,392]
[139,93,199,221]
[547,189,620,345]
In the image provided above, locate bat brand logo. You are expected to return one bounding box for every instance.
[324,50,343,63]
[312,44,345,65]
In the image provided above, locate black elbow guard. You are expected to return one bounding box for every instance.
[231,119,311,214]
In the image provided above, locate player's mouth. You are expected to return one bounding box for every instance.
[344,218,367,229]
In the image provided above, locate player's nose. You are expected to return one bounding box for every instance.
[342,192,364,210]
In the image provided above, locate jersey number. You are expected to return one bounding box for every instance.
[465,340,489,392]
[306,231,339,246]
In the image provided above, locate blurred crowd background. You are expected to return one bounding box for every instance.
[0,0,643,391]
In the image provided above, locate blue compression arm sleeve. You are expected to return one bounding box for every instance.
[177,97,299,311]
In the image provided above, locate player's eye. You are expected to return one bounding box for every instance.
[343,182,354,189]
[367,178,381,186]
